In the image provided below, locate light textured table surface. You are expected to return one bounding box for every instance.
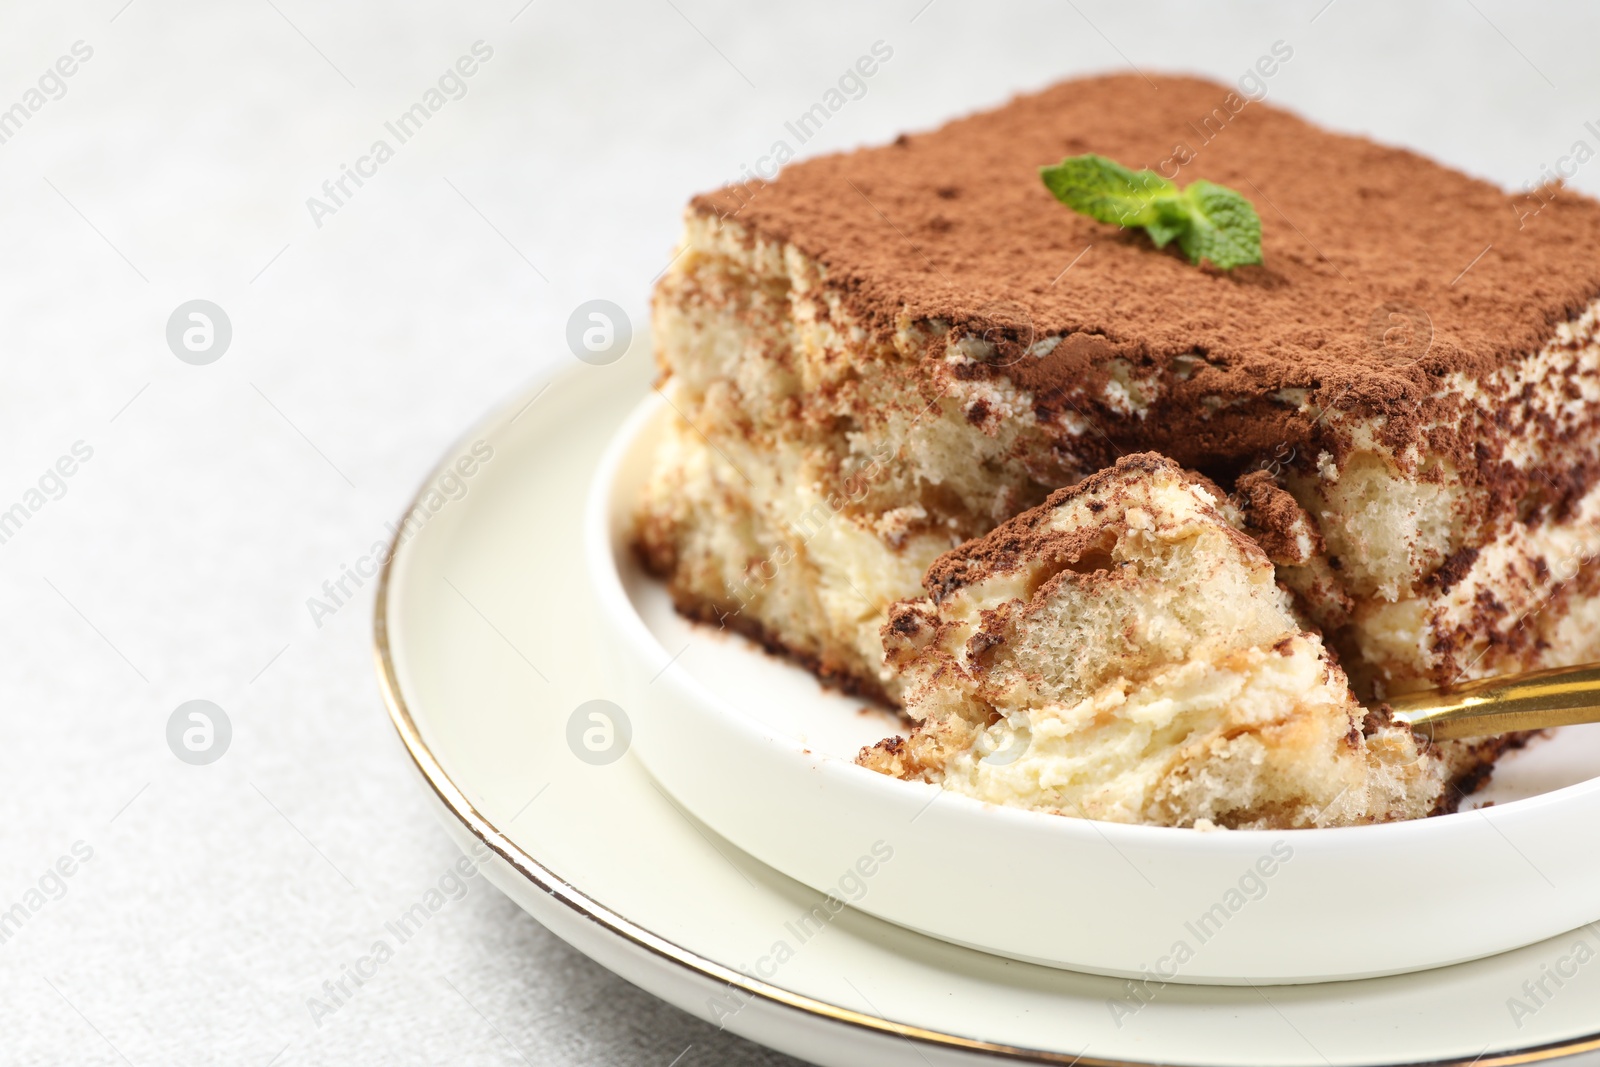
[4,2,1600,1064]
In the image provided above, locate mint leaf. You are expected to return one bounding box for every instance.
[1039,155,1263,269]
[1039,154,1177,230]
[1176,180,1263,269]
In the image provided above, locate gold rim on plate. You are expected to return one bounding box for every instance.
[371,375,1600,1067]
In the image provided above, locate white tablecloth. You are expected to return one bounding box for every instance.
[3,1,1597,1063]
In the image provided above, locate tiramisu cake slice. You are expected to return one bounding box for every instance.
[636,72,1600,823]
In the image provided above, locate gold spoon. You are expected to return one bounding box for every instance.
[1385,662,1600,740]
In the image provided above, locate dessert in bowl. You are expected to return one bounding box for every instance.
[590,72,1600,979]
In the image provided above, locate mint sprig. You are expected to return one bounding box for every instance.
[1039,154,1263,269]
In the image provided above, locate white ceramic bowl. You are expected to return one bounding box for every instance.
[586,394,1600,984]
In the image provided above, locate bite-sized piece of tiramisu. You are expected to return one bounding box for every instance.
[857,455,1498,829]
[638,71,1600,708]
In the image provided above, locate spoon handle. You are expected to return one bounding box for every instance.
[1385,662,1600,740]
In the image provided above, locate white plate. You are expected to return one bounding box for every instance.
[376,359,1600,1065]
[585,392,1600,984]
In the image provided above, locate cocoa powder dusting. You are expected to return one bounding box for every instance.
[690,74,1600,476]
